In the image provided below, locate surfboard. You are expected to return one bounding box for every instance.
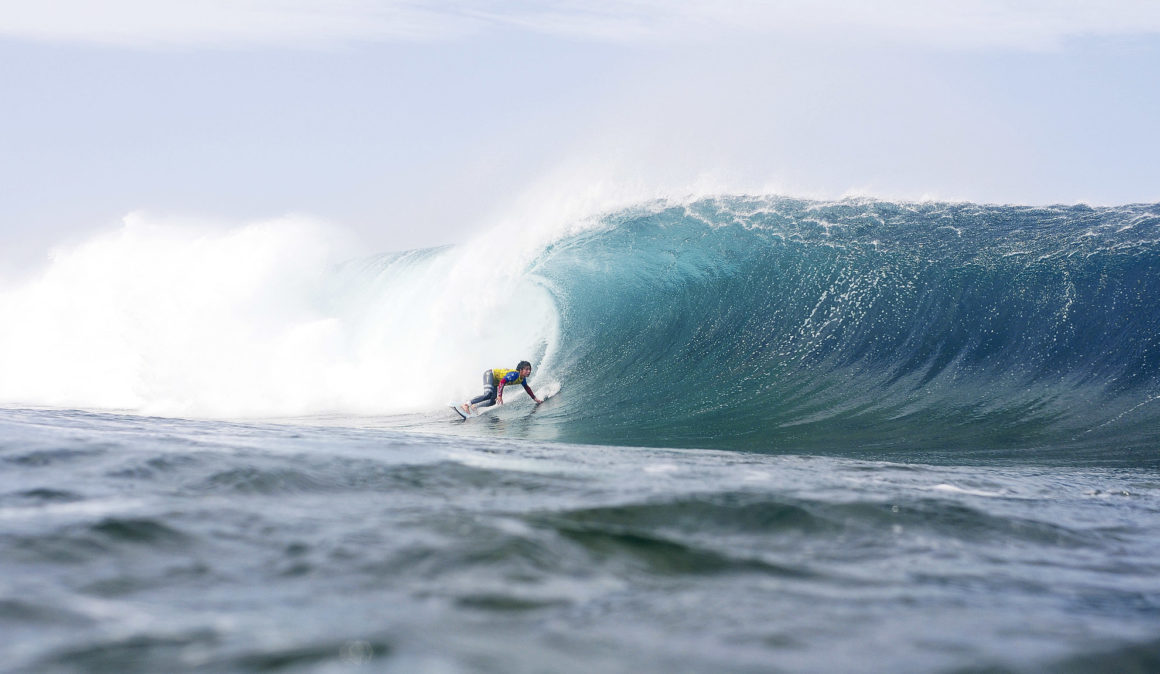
[450,402,503,419]
[449,403,499,419]
[449,390,556,421]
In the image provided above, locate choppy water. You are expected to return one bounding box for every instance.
[2,407,1159,673]
[2,196,1160,671]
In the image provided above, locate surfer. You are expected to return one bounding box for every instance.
[462,361,542,415]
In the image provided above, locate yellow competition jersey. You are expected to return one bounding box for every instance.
[491,369,526,387]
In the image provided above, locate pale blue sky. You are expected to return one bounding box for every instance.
[2,2,1159,270]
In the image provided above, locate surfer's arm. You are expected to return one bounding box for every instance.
[496,380,505,404]
[523,382,542,404]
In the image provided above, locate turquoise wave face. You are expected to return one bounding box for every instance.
[526,197,1160,462]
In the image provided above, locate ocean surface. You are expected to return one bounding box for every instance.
[2,196,1159,672]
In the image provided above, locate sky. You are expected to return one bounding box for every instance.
[2,1,1160,271]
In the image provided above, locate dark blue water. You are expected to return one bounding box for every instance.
[2,196,1160,672]
[2,406,1159,673]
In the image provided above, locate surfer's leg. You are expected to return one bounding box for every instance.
[469,390,496,408]
[469,370,497,408]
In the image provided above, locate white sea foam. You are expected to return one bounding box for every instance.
[0,212,561,418]
[930,483,1005,498]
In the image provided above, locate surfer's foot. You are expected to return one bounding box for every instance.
[461,404,472,414]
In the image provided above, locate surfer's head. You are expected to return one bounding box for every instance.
[517,360,532,376]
